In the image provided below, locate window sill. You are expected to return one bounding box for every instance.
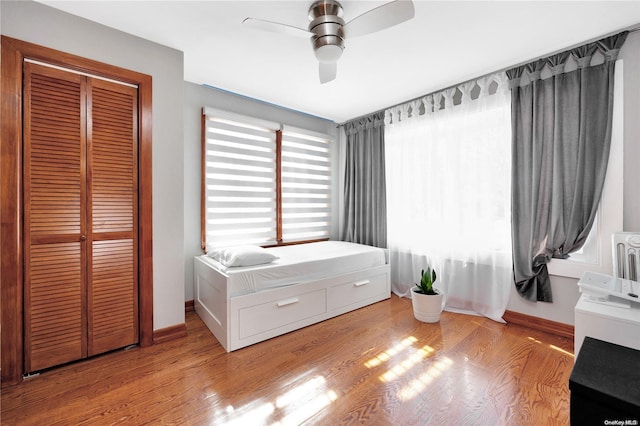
[547,258,606,280]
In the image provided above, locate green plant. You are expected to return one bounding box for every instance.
[415,267,437,295]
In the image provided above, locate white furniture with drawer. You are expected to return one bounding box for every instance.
[194,241,391,352]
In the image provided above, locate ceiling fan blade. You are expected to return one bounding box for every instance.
[319,62,337,84]
[343,0,415,39]
[242,18,312,38]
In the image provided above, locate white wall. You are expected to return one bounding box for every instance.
[183,82,338,301]
[506,30,640,325]
[1,1,186,331]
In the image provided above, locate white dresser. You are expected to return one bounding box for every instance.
[574,294,640,357]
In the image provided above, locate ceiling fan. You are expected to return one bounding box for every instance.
[243,0,415,84]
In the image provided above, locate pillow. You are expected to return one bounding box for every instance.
[208,245,278,267]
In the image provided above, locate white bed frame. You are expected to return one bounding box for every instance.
[194,256,390,351]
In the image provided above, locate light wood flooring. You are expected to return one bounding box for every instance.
[1,294,575,425]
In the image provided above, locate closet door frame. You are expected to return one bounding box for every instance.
[1,36,154,386]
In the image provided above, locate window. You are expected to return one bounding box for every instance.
[201,108,332,250]
[384,74,513,320]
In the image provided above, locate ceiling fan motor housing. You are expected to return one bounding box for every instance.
[308,0,345,63]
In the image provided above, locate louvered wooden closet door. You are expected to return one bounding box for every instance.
[87,79,138,355]
[23,63,88,372]
[23,63,139,373]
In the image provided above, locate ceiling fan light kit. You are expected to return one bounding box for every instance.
[243,0,415,83]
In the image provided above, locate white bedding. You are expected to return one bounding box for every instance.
[198,241,387,297]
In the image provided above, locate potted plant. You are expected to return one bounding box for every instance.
[411,266,444,323]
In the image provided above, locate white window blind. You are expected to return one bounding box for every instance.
[203,108,279,249]
[202,108,333,250]
[281,126,332,243]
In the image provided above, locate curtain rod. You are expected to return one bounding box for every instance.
[338,24,640,127]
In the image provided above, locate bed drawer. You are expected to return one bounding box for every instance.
[237,289,327,339]
[327,272,389,311]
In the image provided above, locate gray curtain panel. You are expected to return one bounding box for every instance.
[342,112,387,248]
[507,31,628,302]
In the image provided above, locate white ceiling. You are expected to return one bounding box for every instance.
[38,1,640,123]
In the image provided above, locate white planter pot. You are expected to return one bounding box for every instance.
[411,288,444,323]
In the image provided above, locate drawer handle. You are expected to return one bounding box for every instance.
[354,280,370,287]
[277,298,300,307]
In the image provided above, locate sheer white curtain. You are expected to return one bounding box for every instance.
[385,73,512,322]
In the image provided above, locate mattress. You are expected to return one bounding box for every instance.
[198,241,387,297]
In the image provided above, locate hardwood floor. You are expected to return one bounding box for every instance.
[1,294,574,425]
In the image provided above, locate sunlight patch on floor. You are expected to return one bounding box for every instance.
[528,336,574,358]
[215,375,338,425]
[275,376,327,409]
[221,401,275,426]
[398,356,454,401]
[379,344,436,383]
[363,335,440,386]
[549,344,574,358]
[273,375,338,426]
[364,336,419,369]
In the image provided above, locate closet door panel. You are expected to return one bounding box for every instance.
[90,81,137,235]
[23,63,87,372]
[90,240,137,354]
[87,79,138,355]
[25,64,85,239]
[27,243,84,371]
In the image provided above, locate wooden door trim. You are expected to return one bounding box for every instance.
[1,36,154,386]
